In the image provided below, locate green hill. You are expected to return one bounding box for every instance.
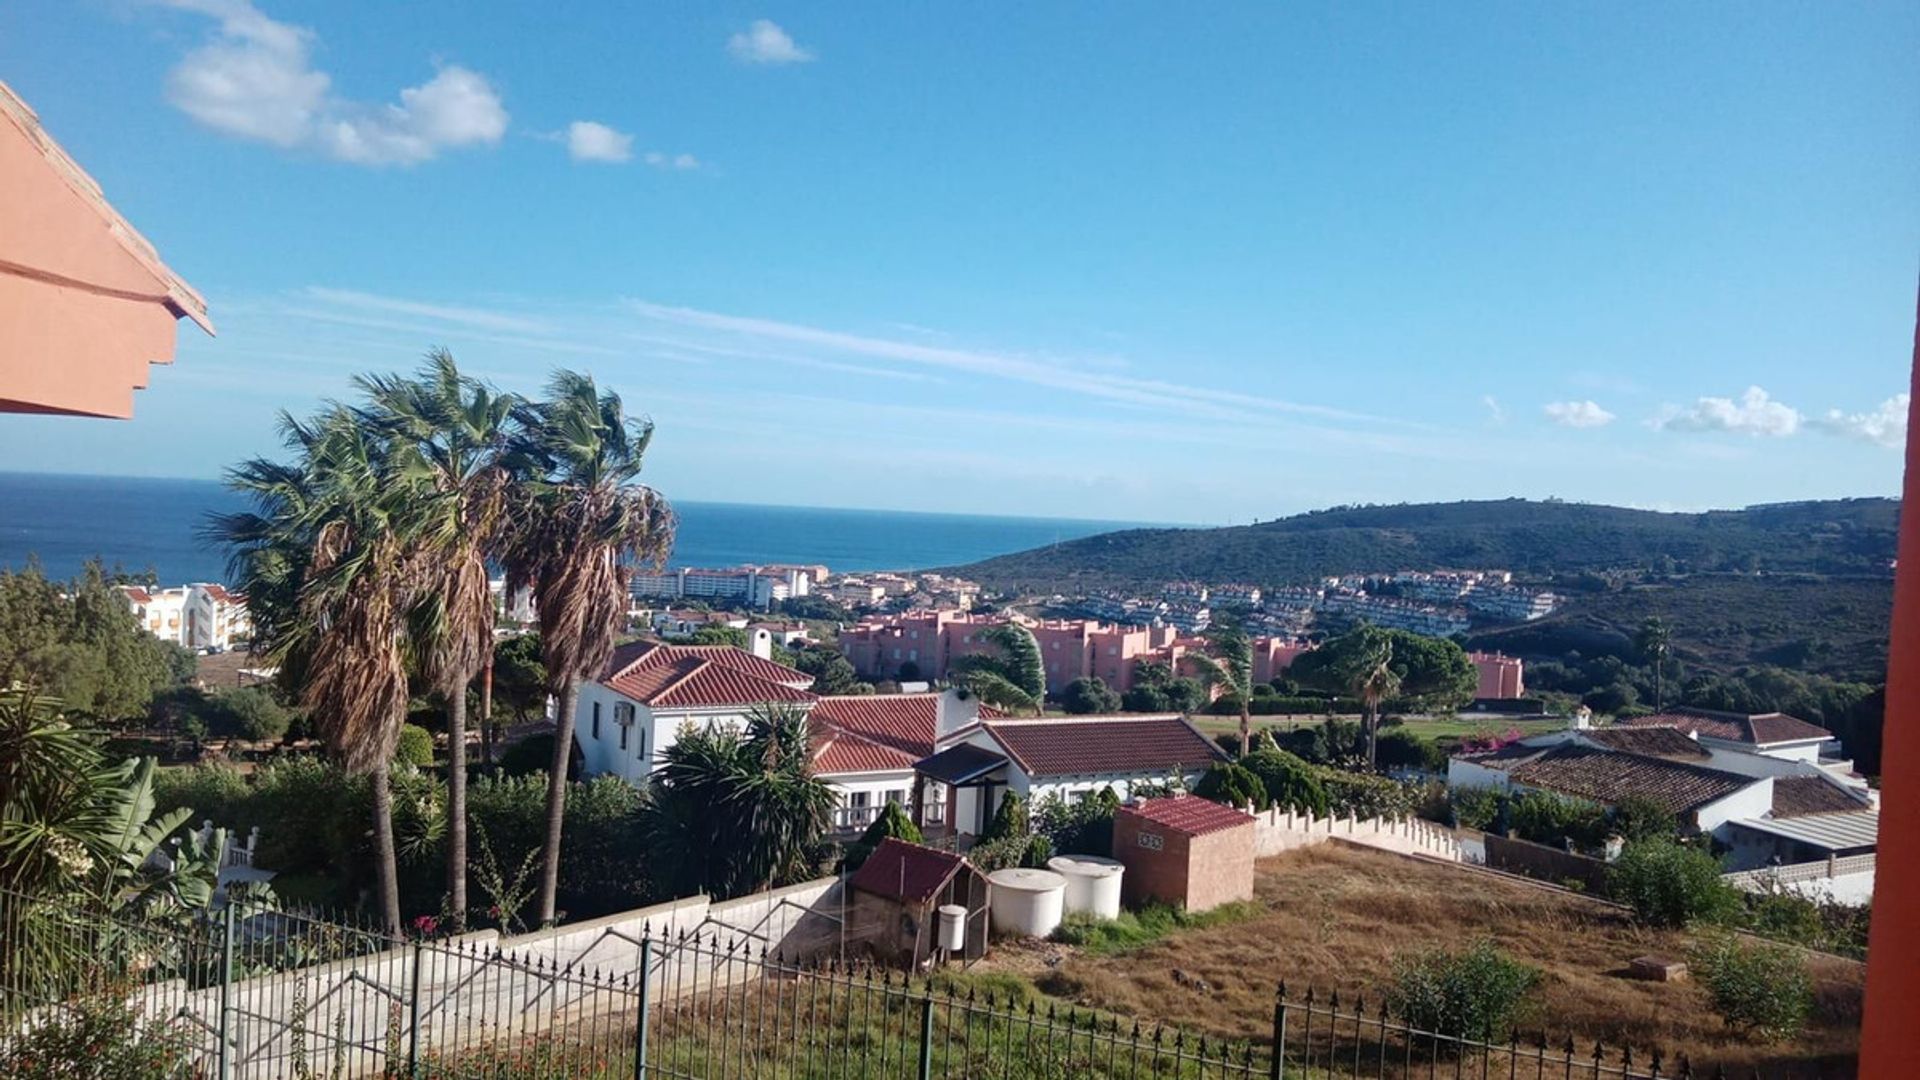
[952,497,1899,594]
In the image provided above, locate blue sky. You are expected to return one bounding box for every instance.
[2,2,1915,524]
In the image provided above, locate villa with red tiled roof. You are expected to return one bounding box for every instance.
[573,640,998,832]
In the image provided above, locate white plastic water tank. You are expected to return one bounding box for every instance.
[1047,854,1125,919]
[987,867,1067,938]
[936,904,968,952]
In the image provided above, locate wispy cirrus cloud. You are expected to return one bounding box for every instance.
[160,0,506,166]
[727,19,814,64]
[1651,386,1800,437]
[1542,400,1615,429]
[1811,393,1909,449]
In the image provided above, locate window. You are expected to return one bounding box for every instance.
[619,720,628,751]
[908,648,918,661]
[592,702,601,739]
[886,789,906,804]
[849,791,871,808]
[892,648,902,659]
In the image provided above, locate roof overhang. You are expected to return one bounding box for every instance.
[914,743,1010,785]
[1731,811,1880,852]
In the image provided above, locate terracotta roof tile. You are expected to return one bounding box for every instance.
[600,641,816,709]
[813,694,940,757]
[1582,726,1710,761]
[1770,776,1871,818]
[849,838,968,904]
[812,728,920,775]
[1622,708,1831,746]
[1497,745,1753,816]
[1120,796,1254,837]
[984,715,1225,778]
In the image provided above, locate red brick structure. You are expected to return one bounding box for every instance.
[1111,796,1255,913]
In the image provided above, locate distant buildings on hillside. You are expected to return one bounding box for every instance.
[628,565,815,610]
[119,583,250,652]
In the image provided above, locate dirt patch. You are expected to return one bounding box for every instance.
[986,844,1861,1077]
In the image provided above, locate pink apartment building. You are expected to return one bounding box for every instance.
[841,609,1313,696]
[1469,651,1526,699]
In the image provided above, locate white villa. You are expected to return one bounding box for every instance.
[573,636,987,832]
[121,582,250,651]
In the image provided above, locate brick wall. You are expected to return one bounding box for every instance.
[1184,825,1255,912]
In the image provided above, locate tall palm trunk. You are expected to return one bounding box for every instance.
[534,682,578,925]
[368,761,402,935]
[445,686,470,928]
[1238,702,1251,759]
[479,650,495,766]
[1364,701,1380,770]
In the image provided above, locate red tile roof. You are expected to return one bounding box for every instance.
[849,838,968,904]
[119,586,152,604]
[813,694,940,757]
[983,715,1225,778]
[812,728,919,775]
[600,641,816,709]
[1770,776,1871,818]
[1621,709,1831,746]
[1494,744,1754,816]
[1120,795,1254,837]
[1582,726,1710,761]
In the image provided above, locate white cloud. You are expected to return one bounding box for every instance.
[1811,393,1909,449]
[643,151,701,171]
[161,0,506,166]
[1652,386,1801,438]
[1542,400,1615,429]
[1481,395,1506,425]
[727,19,814,64]
[565,121,634,163]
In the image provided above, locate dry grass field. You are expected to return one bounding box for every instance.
[988,844,1863,1077]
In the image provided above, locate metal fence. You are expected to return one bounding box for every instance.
[3,886,1709,1079]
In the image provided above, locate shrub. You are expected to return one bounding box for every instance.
[1606,796,1679,843]
[1608,839,1740,928]
[1374,728,1444,772]
[1032,788,1119,855]
[1388,940,1540,1044]
[153,761,252,830]
[1315,767,1419,820]
[212,686,293,743]
[844,801,923,869]
[1241,748,1329,816]
[1447,787,1503,831]
[0,984,195,1078]
[1690,933,1813,1041]
[498,733,573,779]
[1508,791,1607,850]
[981,792,1029,843]
[1195,762,1268,811]
[394,724,436,767]
[1059,676,1121,715]
[969,831,1053,873]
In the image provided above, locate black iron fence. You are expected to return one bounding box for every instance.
[3,885,1714,1079]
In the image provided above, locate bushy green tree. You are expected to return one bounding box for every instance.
[1241,748,1329,816]
[490,633,549,723]
[952,623,1046,713]
[1292,627,1477,767]
[1508,791,1608,850]
[1609,839,1740,927]
[394,724,436,767]
[1388,940,1540,1043]
[1059,676,1121,714]
[211,686,293,742]
[1607,795,1679,842]
[1195,762,1267,810]
[0,564,193,724]
[980,791,1029,843]
[1690,933,1813,1041]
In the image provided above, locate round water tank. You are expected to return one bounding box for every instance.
[936,904,968,952]
[1047,854,1125,920]
[987,867,1067,938]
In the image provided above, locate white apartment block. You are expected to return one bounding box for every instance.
[121,583,251,650]
[626,566,813,611]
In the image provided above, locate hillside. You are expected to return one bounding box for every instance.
[951,497,1899,593]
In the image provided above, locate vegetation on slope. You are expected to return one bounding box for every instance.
[951,497,1898,592]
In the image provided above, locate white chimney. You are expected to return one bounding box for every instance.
[936,687,981,745]
[1572,705,1593,731]
[748,627,773,661]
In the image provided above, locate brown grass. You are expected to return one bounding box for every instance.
[988,844,1862,1077]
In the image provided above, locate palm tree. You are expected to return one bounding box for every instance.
[645,704,835,898]
[214,408,429,933]
[1636,616,1673,712]
[358,351,518,930]
[502,372,675,925]
[1191,616,1255,757]
[950,622,1046,714]
[1345,628,1402,769]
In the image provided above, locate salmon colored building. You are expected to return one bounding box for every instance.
[0,80,211,418]
[1468,651,1526,700]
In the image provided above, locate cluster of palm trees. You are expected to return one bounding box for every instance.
[211,351,674,934]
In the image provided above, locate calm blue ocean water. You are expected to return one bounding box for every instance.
[0,472,1147,586]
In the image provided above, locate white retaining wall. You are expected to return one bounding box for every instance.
[1252,807,1464,862]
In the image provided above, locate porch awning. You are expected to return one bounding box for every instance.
[914,743,1008,786]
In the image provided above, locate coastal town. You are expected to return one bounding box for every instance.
[2,5,1912,1077]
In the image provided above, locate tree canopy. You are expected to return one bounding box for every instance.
[0,563,194,724]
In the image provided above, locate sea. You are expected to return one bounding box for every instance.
[0,472,1153,586]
